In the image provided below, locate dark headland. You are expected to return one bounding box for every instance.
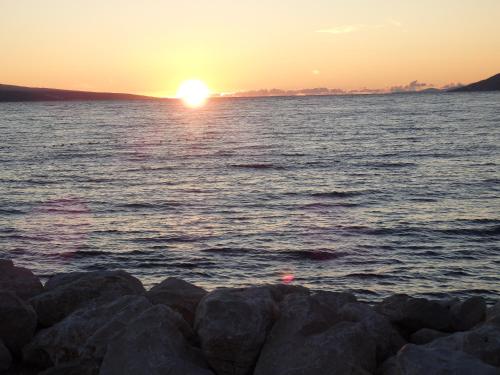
[449,73,500,92]
[1,260,499,374]
[0,84,158,102]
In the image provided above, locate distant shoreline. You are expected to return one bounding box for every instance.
[1,73,498,102]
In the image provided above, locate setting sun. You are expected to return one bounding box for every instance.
[176,80,210,107]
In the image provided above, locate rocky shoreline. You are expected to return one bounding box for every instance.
[0,259,499,374]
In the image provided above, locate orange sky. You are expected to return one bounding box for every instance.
[1,0,499,97]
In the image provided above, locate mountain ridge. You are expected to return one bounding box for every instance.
[449,73,500,92]
[0,84,159,102]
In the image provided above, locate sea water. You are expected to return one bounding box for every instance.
[1,93,499,300]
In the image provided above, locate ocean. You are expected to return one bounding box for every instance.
[1,93,499,301]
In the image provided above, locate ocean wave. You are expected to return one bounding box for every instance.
[230,163,286,170]
[130,235,203,244]
[360,162,417,168]
[437,225,500,236]
[119,201,182,210]
[310,190,367,198]
[345,272,392,279]
[0,208,26,215]
[300,202,359,209]
[60,250,107,258]
[201,247,251,255]
[281,250,346,261]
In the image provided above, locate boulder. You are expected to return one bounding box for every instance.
[375,294,452,333]
[0,259,43,300]
[147,277,207,325]
[263,284,310,302]
[24,295,152,368]
[311,290,357,314]
[0,339,12,372]
[0,291,37,355]
[44,272,88,291]
[380,344,500,375]
[39,359,100,375]
[410,328,448,345]
[30,270,145,327]
[100,305,213,375]
[428,323,500,367]
[486,301,500,324]
[339,302,406,362]
[450,296,486,331]
[195,287,278,375]
[254,293,376,375]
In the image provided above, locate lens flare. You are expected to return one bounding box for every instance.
[282,273,295,284]
[176,79,210,107]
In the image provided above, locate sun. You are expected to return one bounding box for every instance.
[176,79,210,107]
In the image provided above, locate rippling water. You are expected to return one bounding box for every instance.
[1,93,499,301]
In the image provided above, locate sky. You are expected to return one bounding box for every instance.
[1,0,499,97]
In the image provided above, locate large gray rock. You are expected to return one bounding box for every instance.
[428,323,500,367]
[254,293,375,375]
[100,305,213,375]
[264,284,310,302]
[147,277,207,325]
[450,296,486,331]
[380,344,500,375]
[0,291,37,355]
[39,359,100,375]
[375,294,452,333]
[30,270,145,327]
[339,302,406,362]
[486,301,500,325]
[410,328,448,345]
[0,339,12,372]
[0,259,43,300]
[195,287,278,375]
[311,290,357,314]
[44,272,88,291]
[24,295,152,368]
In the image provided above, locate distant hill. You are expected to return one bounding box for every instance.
[449,73,500,92]
[0,84,158,102]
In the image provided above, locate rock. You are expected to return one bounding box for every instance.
[254,293,376,375]
[375,294,452,333]
[380,344,500,375]
[195,287,278,375]
[30,270,145,327]
[450,296,486,331]
[0,291,37,355]
[0,259,43,300]
[410,328,448,345]
[263,284,310,302]
[39,359,99,375]
[44,272,87,291]
[147,277,207,325]
[311,290,357,314]
[339,302,406,362]
[100,305,213,375]
[486,301,500,324]
[428,323,500,367]
[24,295,152,368]
[0,339,12,372]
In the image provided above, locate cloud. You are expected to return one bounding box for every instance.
[316,20,402,35]
[387,19,402,27]
[390,80,430,93]
[216,87,346,98]
[316,24,366,34]
[441,82,464,90]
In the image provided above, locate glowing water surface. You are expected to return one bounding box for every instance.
[0,93,499,301]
